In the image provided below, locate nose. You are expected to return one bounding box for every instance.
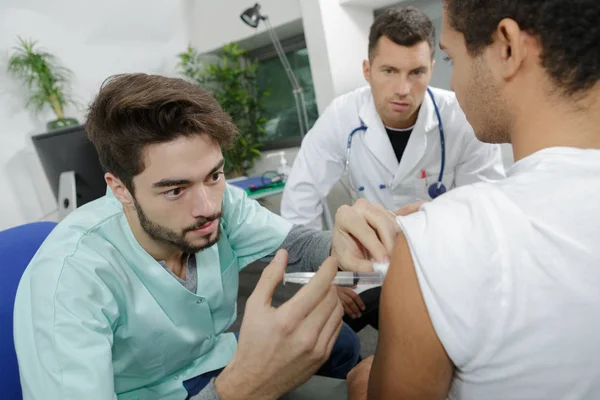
[394,76,412,97]
[190,185,217,218]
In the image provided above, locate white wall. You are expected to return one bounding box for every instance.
[187,0,303,54]
[0,0,513,230]
[0,0,190,230]
[0,0,306,230]
[300,0,374,114]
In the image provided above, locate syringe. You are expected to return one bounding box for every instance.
[283,271,384,287]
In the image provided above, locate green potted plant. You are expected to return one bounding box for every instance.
[7,37,78,131]
[177,43,268,178]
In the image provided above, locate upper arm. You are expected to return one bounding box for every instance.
[290,102,347,174]
[367,232,453,400]
[281,103,347,224]
[262,225,330,272]
[368,189,506,399]
[222,184,293,267]
[15,257,119,399]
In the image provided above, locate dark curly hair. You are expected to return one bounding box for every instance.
[369,6,436,60]
[86,73,238,193]
[444,0,600,95]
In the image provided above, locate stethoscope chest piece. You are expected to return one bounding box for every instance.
[428,182,447,199]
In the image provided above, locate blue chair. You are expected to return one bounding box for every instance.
[0,221,57,399]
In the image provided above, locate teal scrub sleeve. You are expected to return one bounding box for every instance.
[17,256,119,400]
[221,184,293,269]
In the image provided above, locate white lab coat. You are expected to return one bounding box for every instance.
[281,86,506,229]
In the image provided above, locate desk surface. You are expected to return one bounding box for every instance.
[248,187,285,200]
[228,176,285,200]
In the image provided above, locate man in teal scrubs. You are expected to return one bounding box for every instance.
[13,73,398,400]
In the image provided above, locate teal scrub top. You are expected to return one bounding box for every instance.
[13,184,293,400]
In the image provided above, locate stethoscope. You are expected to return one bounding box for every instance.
[343,87,447,199]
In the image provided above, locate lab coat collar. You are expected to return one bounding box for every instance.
[393,88,440,183]
[358,88,440,178]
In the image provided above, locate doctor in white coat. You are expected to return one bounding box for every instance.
[281,6,505,332]
[282,6,505,230]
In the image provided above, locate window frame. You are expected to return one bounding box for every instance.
[247,34,311,151]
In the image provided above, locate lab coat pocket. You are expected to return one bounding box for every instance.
[411,171,455,200]
[410,176,433,201]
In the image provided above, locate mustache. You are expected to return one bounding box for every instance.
[183,212,222,233]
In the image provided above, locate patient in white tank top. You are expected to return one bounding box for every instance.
[398,147,600,399]
[345,1,600,399]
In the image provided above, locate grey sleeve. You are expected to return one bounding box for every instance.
[189,378,221,400]
[260,225,332,272]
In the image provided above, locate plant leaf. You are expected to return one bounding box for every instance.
[7,37,75,118]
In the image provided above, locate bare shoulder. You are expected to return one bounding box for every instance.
[367,231,453,400]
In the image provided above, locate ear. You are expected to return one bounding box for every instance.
[493,18,528,80]
[362,59,371,83]
[105,173,134,207]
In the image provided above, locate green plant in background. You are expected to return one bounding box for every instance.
[177,43,268,178]
[7,37,78,131]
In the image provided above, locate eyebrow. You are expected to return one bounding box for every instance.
[152,178,191,189]
[151,158,225,189]
[439,42,447,51]
[381,64,428,72]
[207,158,226,177]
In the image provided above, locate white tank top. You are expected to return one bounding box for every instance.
[397,147,600,400]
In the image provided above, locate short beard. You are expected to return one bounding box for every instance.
[134,198,222,254]
[468,56,512,144]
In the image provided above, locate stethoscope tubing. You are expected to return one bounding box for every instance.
[344,87,446,198]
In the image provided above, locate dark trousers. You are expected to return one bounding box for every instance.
[343,287,381,332]
[183,322,361,398]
